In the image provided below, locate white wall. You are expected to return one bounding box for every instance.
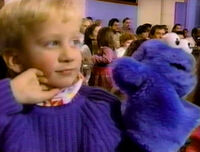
[161,0,176,30]
[138,0,184,31]
[85,0,137,30]
[138,0,162,26]
[85,0,184,31]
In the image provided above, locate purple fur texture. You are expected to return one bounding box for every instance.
[111,40,200,152]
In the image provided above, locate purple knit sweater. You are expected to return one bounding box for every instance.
[1,79,193,152]
[0,79,135,152]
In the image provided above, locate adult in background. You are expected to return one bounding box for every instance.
[143,23,152,32]
[161,24,169,34]
[172,23,183,33]
[79,18,92,45]
[149,25,165,39]
[121,17,134,34]
[186,27,200,60]
[108,18,121,48]
[183,28,189,38]
[136,24,150,40]
[86,16,94,24]
[192,27,200,47]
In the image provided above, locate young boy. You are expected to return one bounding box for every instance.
[0,0,197,152]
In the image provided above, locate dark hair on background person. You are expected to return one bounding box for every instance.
[124,39,147,56]
[171,23,182,32]
[136,25,149,35]
[86,16,93,21]
[84,24,99,54]
[97,27,116,51]
[149,25,165,38]
[123,17,130,23]
[191,27,200,37]
[192,58,200,106]
[143,23,152,29]
[108,18,119,27]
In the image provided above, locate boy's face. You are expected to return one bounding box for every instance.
[20,17,82,89]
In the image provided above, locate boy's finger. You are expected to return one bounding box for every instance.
[38,77,48,84]
[40,84,49,91]
[29,68,44,76]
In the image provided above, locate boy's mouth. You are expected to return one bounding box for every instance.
[55,68,75,75]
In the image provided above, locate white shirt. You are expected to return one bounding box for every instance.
[116,47,126,57]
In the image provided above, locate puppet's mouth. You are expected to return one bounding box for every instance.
[170,63,186,71]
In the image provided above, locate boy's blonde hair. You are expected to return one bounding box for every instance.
[0,0,84,53]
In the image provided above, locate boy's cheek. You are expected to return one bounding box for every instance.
[40,63,55,77]
[31,57,56,76]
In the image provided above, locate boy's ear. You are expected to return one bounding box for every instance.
[2,50,24,73]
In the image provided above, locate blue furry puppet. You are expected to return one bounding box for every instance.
[111,40,200,152]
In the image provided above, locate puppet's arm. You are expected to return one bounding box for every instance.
[111,57,148,95]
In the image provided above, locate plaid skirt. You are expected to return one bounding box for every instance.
[88,66,114,92]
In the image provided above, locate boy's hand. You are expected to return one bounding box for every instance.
[10,68,60,104]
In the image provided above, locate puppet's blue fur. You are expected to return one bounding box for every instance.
[111,40,200,152]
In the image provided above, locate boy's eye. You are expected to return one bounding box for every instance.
[45,40,60,48]
[69,39,81,48]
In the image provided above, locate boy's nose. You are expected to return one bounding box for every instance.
[58,47,74,63]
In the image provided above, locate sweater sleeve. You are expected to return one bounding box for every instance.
[92,47,115,64]
[0,79,23,115]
